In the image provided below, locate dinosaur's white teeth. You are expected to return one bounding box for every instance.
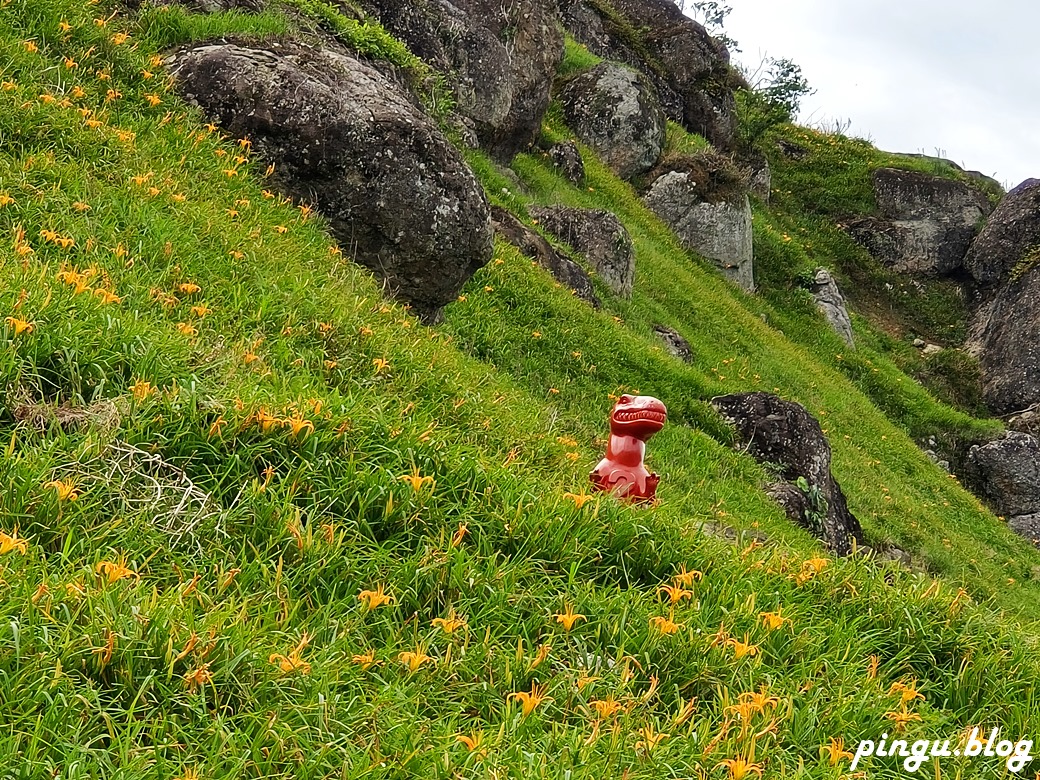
[615,410,666,423]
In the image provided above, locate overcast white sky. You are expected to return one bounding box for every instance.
[715,0,1040,190]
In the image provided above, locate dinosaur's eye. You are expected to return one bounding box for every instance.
[619,395,633,404]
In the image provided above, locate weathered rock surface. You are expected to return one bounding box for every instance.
[1008,513,1040,549]
[358,0,563,161]
[966,432,1040,516]
[711,392,865,555]
[961,180,1040,412]
[847,168,991,275]
[558,62,666,180]
[490,206,600,307]
[967,267,1040,413]
[653,325,692,362]
[809,268,854,346]
[1008,405,1040,437]
[170,42,492,322]
[529,205,635,298]
[548,141,585,185]
[964,178,1040,286]
[559,0,738,149]
[644,171,754,291]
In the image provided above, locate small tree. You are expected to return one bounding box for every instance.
[681,1,740,52]
[736,56,815,151]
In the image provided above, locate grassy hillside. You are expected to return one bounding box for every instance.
[2,2,1039,778]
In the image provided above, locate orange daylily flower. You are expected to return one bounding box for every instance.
[554,604,586,631]
[456,731,484,752]
[399,469,434,492]
[431,609,466,635]
[635,724,668,754]
[358,584,393,610]
[45,479,79,502]
[658,583,693,604]
[399,648,434,673]
[590,696,623,719]
[5,317,34,336]
[508,681,550,717]
[96,558,138,584]
[0,530,28,555]
[269,633,312,675]
[184,662,213,692]
[821,737,854,766]
[351,650,379,670]
[760,609,789,630]
[649,615,682,635]
[563,491,596,509]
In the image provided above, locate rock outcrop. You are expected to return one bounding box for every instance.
[966,432,1040,517]
[644,171,754,291]
[170,42,492,323]
[547,141,585,185]
[358,0,564,161]
[559,62,665,180]
[847,168,991,275]
[966,432,1040,548]
[711,392,865,555]
[559,0,738,150]
[653,325,692,362]
[964,179,1040,287]
[490,206,600,307]
[809,268,854,346]
[963,180,1040,412]
[529,205,635,298]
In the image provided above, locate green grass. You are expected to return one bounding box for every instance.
[2,1,1040,778]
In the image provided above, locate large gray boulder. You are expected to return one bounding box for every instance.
[711,392,865,556]
[847,168,991,275]
[529,205,635,298]
[966,432,1040,517]
[559,0,738,150]
[559,62,665,181]
[170,42,492,322]
[962,180,1040,412]
[490,206,600,307]
[358,0,563,161]
[967,268,1040,413]
[965,178,1040,286]
[644,171,753,291]
[810,268,854,346]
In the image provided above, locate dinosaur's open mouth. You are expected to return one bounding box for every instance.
[614,409,667,425]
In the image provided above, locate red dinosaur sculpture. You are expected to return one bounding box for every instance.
[590,394,667,502]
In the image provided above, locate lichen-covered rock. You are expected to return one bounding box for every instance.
[966,432,1040,516]
[359,0,563,161]
[170,42,492,322]
[965,179,1040,286]
[559,0,737,149]
[548,141,585,185]
[711,392,864,555]
[652,325,692,362]
[529,205,635,298]
[644,171,753,291]
[559,62,665,181]
[810,268,854,346]
[847,168,991,275]
[490,206,600,308]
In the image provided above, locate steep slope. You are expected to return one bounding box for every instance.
[1,2,1039,779]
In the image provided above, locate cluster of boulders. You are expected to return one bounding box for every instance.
[161,0,758,319]
[844,165,1040,419]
